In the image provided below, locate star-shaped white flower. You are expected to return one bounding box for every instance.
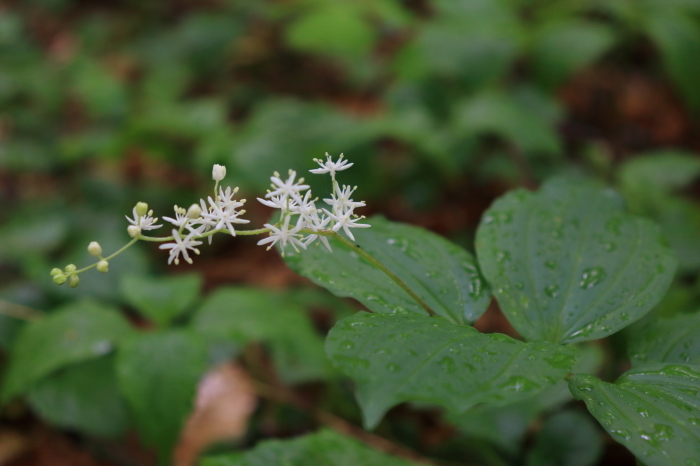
[257,194,288,210]
[162,205,189,228]
[324,184,365,215]
[257,216,307,254]
[159,229,202,265]
[289,191,318,227]
[266,170,309,204]
[216,186,245,211]
[126,207,162,231]
[309,153,353,177]
[323,209,370,241]
[202,196,250,236]
[304,212,332,252]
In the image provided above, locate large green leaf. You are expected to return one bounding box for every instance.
[569,364,700,466]
[1,299,132,401]
[525,409,603,466]
[200,429,420,466]
[620,151,700,199]
[191,288,331,383]
[326,312,578,429]
[120,273,201,327]
[476,177,677,344]
[27,356,129,438]
[628,312,700,365]
[448,344,603,454]
[284,216,490,325]
[116,329,208,463]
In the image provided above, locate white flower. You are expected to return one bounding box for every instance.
[266,170,309,204]
[289,191,318,226]
[310,152,353,177]
[159,229,202,265]
[212,164,226,181]
[257,195,287,210]
[324,209,370,241]
[162,205,189,228]
[324,184,365,215]
[304,213,333,252]
[202,196,250,236]
[216,186,243,208]
[257,216,307,254]
[126,207,162,231]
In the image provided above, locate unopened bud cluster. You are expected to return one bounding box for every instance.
[51,153,369,285]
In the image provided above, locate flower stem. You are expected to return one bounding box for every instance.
[72,238,140,275]
[329,232,437,318]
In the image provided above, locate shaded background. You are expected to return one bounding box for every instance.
[2,0,700,465]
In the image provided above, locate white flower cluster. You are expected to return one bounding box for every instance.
[257,153,369,255]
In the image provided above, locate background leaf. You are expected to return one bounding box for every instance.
[628,311,700,365]
[476,176,677,343]
[326,312,579,429]
[525,409,603,466]
[531,21,615,89]
[200,429,420,466]
[284,216,490,325]
[1,299,132,401]
[192,288,331,383]
[569,363,700,466]
[26,355,129,438]
[116,329,208,462]
[121,273,202,327]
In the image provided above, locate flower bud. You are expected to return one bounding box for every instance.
[135,202,149,217]
[87,241,102,257]
[187,203,202,219]
[65,264,76,273]
[97,260,109,273]
[212,164,226,181]
[128,225,141,238]
[69,275,80,288]
[53,274,67,285]
[50,268,62,277]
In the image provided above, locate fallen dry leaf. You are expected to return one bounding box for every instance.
[174,363,257,466]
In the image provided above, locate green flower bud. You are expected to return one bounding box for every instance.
[53,274,67,285]
[50,268,62,277]
[87,241,102,257]
[135,202,149,217]
[127,225,141,238]
[69,275,80,288]
[97,260,109,273]
[65,264,77,273]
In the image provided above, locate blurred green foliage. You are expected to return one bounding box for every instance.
[2,0,700,464]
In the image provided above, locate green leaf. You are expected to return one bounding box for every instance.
[569,364,700,466]
[448,344,603,454]
[655,198,700,272]
[200,429,420,466]
[476,177,677,344]
[628,312,700,365]
[1,299,132,401]
[284,216,490,325]
[285,4,376,58]
[116,329,208,462]
[525,409,603,466]
[120,273,201,327]
[620,151,700,198]
[452,91,561,154]
[326,312,579,429]
[645,10,700,110]
[192,288,331,383]
[27,356,129,438]
[531,21,615,89]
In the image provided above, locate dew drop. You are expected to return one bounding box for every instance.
[386,363,400,373]
[580,267,606,289]
[438,356,457,374]
[341,340,355,350]
[544,284,560,298]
